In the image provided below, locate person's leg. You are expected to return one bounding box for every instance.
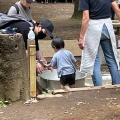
[101,39,120,85]
[60,84,65,89]
[36,79,42,96]
[68,73,75,88]
[60,76,66,89]
[92,47,103,86]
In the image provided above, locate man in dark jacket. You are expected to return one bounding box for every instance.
[2,19,54,73]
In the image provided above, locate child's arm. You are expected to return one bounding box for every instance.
[44,63,53,71]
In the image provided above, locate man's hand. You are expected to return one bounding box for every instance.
[78,37,84,50]
[36,62,44,74]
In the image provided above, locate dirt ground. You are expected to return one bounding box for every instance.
[0,87,120,120]
[31,2,80,40]
[0,2,120,120]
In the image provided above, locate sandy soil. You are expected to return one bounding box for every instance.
[0,2,120,120]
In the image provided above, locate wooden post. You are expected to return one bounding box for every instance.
[28,40,36,98]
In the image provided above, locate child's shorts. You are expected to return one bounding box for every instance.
[60,73,75,86]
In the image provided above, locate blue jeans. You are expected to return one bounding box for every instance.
[92,39,120,86]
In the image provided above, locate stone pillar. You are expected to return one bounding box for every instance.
[0,33,30,102]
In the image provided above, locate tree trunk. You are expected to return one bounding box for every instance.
[72,0,82,19]
[0,33,30,102]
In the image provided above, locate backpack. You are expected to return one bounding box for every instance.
[4,4,19,15]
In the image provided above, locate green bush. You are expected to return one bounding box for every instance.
[0,100,7,108]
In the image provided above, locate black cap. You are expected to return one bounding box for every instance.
[27,0,36,3]
[39,19,54,39]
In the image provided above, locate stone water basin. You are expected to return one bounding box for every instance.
[38,69,87,90]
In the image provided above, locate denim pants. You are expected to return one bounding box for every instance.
[92,39,120,86]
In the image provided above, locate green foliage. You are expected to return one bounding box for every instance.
[42,89,52,95]
[0,100,7,108]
